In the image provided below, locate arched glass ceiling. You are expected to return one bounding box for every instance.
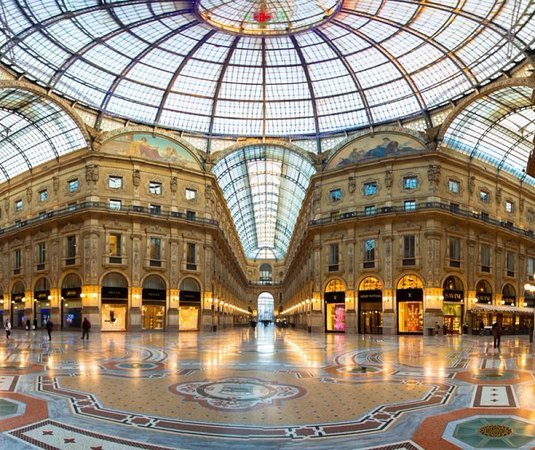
[0,1,533,141]
[212,145,315,260]
[0,88,87,182]
[443,86,535,186]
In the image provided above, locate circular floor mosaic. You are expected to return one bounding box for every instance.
[169,377,305,411]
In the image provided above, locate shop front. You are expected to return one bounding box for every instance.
[179,278,201,331]
[358,277,383,334]
[11,282,25,328]
[0,289,5,326]
[101,273,128,331]
[471,303,534,335]
[472,280,493,332]
[396,275,424,334]
[324,279,346,332]
[442,276,464,334]
[34,278,51,328]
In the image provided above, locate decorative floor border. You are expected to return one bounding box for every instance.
[38,376,455,440]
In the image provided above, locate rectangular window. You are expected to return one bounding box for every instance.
[186,243,196,270]
[363,181,377,196]
[68,202,77,211]
[329,188,342,202]
[14,248,22,274]
[448,179,460,193]
[39,211,47,220]
[449,237,461,267]
[403,235,415,266]
[403,176,418,190]
[150,237,162,267]
[37,242,46,269]
[39,189,48,202]
[505,200,514,213]
[479,190,490,203]
[15,199,22,211]
[109,233,122,264]
[506,252,515,277]
[65,236,77,265]
[149,204,161,214]
[404,200,416,211]
[528,209,535,223]
[481,244,491,272]
[149,181,162,195]
[328,243,339,272]
[450,203,460,212]
[68,179,79,192]
[363,239,375,269]
[186,210,196,220]
[528,257,535,280]
[185,188,197,201]
[109,199,122,210]
[364,205,376,216]
[108,176,123,189]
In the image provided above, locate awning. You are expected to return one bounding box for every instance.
[470,304,535,315]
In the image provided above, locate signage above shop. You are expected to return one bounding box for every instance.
[34,290,50,300]
[101,287,128,299]
[142,288,166,301]
[443,290,464,301]
[396,288,423,302]
[358,290,382,301]
[61,287,81,299]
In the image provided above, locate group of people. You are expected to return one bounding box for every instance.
[5,317,91,341]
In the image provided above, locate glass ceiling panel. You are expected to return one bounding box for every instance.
[443,86,535,185]
[0,0,533,141]
[213,145,315,260]
[0,88,87,182]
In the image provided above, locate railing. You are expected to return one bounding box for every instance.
[0,201,219,235]
[309,201,535,240]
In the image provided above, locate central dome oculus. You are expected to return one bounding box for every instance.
[196,0,342,36]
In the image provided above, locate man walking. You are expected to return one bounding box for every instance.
[5,319,11,340]
[45,319,54,341]
[81,317,91,340]
[492,322,502,348]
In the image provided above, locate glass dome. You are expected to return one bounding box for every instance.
[0,0,533,141]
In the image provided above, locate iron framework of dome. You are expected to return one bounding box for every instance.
[0,0,534,142]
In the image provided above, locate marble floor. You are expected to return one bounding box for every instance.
[0,326,534,450]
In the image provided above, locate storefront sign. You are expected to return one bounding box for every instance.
[179,290,201,302]
[142,288,166,301]
[325,291,345,303]
[502,295,515,305]
[443,290,464,301]
[61,287,81,299]
[101,287,128,299]
[358,290,382,301]
[11,293,24,302]
[396,288,423,302]
[476,292,492,303]
[34,290,50,300]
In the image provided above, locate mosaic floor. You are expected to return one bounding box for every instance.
[1,327,534,449]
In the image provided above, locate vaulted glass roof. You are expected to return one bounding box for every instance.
[0,88,87,182]
[212,145,315,259]
[0,0,533,141]
[443,86,535,186]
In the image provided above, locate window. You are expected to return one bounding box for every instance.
[481,244,491,272]
[150,237,162,267]
[149,181,162,195]
[259,264,272,284]
[66,235,76,265]
[14,248,22,274]
[39,189,48,202]
[37,242,46,270]
[479,190,490,203]
[68,179,79,192]
[505,200,514,213]
[404,200,416,211]
[186,243,196,270]
[449,237,461,267]
[363,181,377,196]
[403,235,415,266]
[328,243,339,272]
[528,209,535,223]
[108,176,123,189]
[450,202,459,212]
[448,179,460,193]
[186,210,196,220]
[506,252,515,277]
[109,234,122,264]
[15,199,22,211]
[364,205,376,216]
[109,199,122,210]
[403,176,418,190]
[528,257,535,280]
[149,204,161,214]
[68,202,77,211]
[329,188,342,202]
[363,239,375,269]
[185,188,197,201]
[39,211,47,220]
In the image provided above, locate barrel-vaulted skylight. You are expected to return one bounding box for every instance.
[443,86,535,185]
[0,0,533,142]
[212,145,315,260]
[0,87,87,182]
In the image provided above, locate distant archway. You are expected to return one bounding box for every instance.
[257,292,274,322]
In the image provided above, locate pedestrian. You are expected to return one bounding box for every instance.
[492,322,502,348]
[5,319,11,339]
[25,319,31,331]
[434,321,441,336]
[33,318,37,330]
[81,317,91,340]
[45,319,54,341]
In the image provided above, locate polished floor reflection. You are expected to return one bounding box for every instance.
[1,326,534,449]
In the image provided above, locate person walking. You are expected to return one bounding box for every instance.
[81,317,91,340]
[5,319,11,340]
[33,318,37,330]
[492,322,502,348]
[45,319,54,341]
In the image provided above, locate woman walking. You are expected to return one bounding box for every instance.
[5,319,11,340]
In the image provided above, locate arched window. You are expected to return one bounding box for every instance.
[259,264,272,284]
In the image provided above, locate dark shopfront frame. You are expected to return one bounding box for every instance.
[142,288,166,330]
[179,290,201,331]
[397,288,423,334]
[10,292,25,328]
[324,291,346,333]
[101,287,128,331]
[443,289,464,334]
[34,289,51,328]
[358,289,382,334]
[61,287,82,329]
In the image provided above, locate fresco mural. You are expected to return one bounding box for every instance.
[329,133,426,169]
[102,133,200,169]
